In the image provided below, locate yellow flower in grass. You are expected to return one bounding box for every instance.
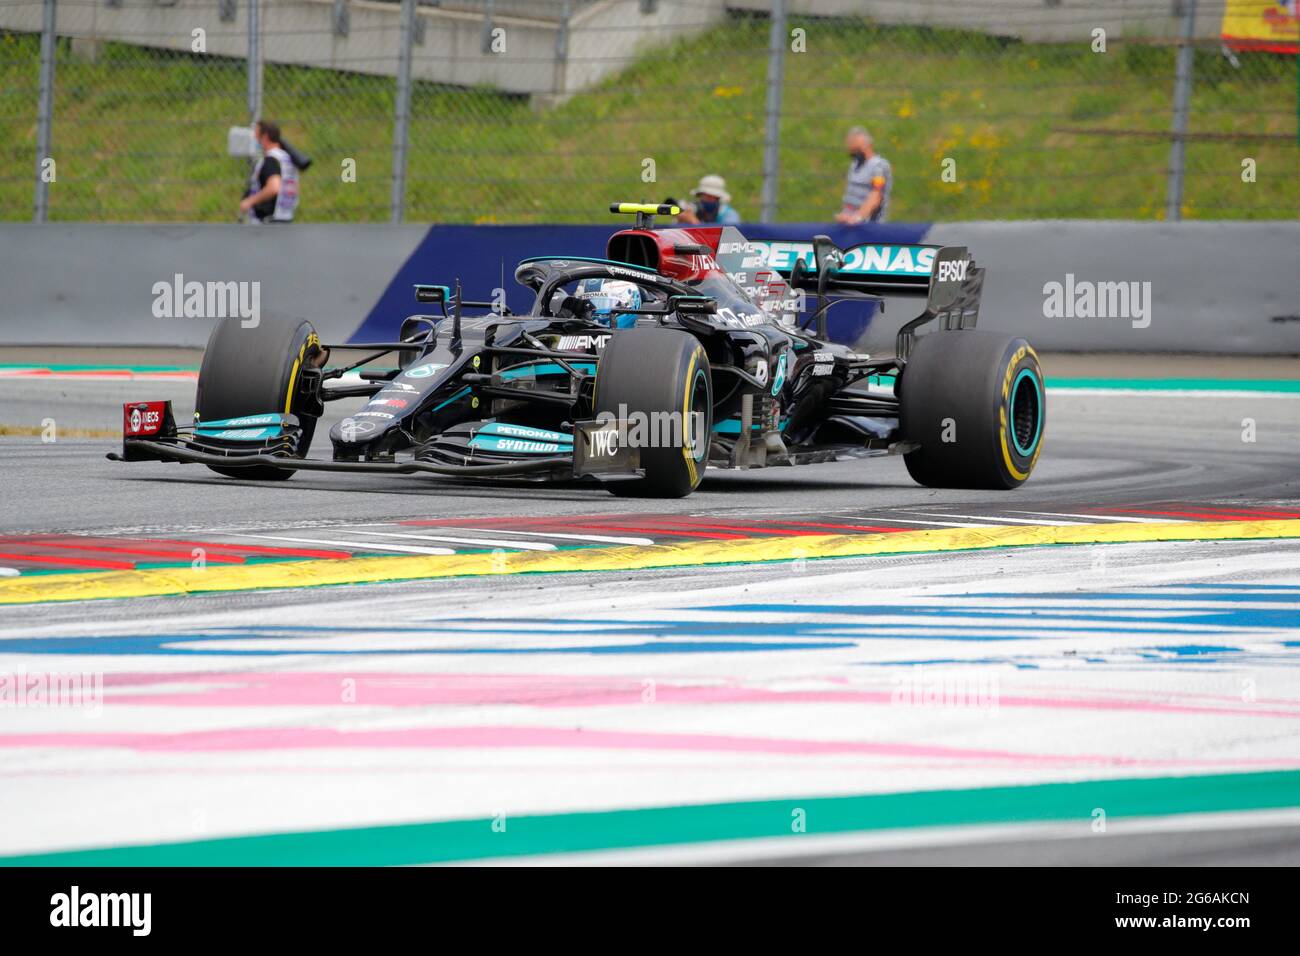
[713,85,744,98]
[968,128,1003,151]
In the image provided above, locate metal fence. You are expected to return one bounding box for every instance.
[2,0,1296,223]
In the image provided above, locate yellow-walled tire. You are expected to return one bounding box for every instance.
[595,328,712,498]
[195,316,321,481]
[899,331,1045,489]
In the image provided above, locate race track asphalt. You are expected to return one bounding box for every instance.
[0,356,1296,532]
[0,354,1297,866]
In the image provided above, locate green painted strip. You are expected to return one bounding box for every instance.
[1047,377,1300,393]
[4,769,1297,866]
[0,363,197,373]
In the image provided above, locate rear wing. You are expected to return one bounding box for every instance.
[723,235,983,358]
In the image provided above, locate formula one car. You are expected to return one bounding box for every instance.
[113,203,1045,497]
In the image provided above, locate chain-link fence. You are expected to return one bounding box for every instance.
[2,0,1296,223]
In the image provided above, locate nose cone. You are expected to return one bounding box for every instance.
[330,415,384,454]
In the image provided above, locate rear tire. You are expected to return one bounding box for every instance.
[195,316,322,481]
[595,328,712,498]
[899,330,1045,489]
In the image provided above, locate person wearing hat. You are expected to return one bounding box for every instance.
[676,174,741,225]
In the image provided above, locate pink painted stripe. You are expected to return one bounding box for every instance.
[1,726,1294,771]
[96,672,1300,718]
[0,726,1125,764]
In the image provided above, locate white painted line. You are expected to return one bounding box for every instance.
[340,530,557,552]
[0,567,20,577]
[222,533,455,556]
[904,512,1086,526]
[421,527,656,547]
[1007,510,1186,524]
[842,516,992,529]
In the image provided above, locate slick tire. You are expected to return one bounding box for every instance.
[195,316,321,481]
[899,330,1045,490]
[595,328,712,498]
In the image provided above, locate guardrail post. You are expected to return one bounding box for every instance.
[33,0,56,223]
[247,0,262,124]
[553,0,571,97]
[481,0,495,55]
[391,0,416,223]
[1164,0,1196,221]
[760,0,787,224]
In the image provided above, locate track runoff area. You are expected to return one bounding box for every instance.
[0,357,1298,889]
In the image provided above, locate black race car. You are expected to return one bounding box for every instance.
[114,203,1045,498]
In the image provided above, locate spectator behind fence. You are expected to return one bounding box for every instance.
[239,120,301,224]
[836,126,892,224]
[674,174,741,225]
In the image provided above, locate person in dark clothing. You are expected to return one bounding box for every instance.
[239,120,300,223]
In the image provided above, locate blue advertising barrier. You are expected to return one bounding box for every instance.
[350,221,932,346]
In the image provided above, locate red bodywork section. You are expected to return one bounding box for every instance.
[606,225,800,324]
[606,226,726,283]
[123,401,170,437]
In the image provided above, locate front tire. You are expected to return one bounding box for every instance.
[595,328,712,498]
[195,316,322,481]
[899,330,1045,489]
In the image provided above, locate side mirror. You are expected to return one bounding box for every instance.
[671,295,717,315]
[414,284,449,304]
[812,235,844,277]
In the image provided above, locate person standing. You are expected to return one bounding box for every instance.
[239,120,300,224]
[676,174,741,225]
[836,126,892,224]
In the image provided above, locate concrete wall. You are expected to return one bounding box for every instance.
[0,0,725,98]
[0,221,1296,353]
[0,223,430,347]
[726,0,1230,43]
[884,220,1300,355]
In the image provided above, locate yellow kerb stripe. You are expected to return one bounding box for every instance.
[0,520,1297,606]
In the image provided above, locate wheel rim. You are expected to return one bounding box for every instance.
[687,367,709,462]
[1010,368,1042,457]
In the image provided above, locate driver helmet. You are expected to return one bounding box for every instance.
[575,278,641,329]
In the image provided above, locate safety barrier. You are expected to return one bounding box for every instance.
[1,221,1295,353]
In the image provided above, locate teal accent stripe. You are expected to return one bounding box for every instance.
[194,427,282,441]
[500,361,596,380]
[475,423,572,443]
[3,769,1296,866]
[430,387,470,412]
[196,414,285,429]
[1010,368,1043,457]
[713,417,788,435]
[468,435,567,453]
